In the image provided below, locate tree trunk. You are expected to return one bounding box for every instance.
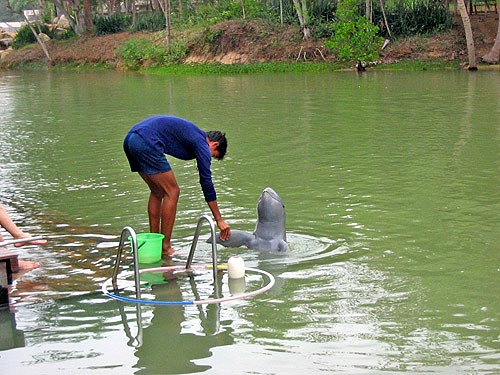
[482,13,500,63]
[378,0,392,39]
[82,0,93,34]
[279,0,283,25]
[240,0,246,19]
[163,0,171,50]
[292,0,310,39]
[457,0,477,70]
[132,0,136,25]
[67,0,86,35]
[107,0,117,14]
[365,0,372,22]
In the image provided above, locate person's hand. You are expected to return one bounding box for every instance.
[216,218,230,241]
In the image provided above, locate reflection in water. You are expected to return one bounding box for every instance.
[0,310,25,351]
[134,278,233,374]
[2,286,233,374]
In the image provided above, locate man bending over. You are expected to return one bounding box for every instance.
[123,115,231,256]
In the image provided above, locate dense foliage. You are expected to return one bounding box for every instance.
[130,12,166,32]
[89,0,453,38]
[93,12,168,35]
[12,22,74,48]
[374,0,454,37]
[117,36,187,69]
[6,0,456,40]
[93,13,132,35]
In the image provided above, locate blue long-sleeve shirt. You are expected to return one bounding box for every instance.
[130,115,217,202]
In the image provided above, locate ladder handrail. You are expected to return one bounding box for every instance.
[112,226,141,300]
[112,215,218,303]
[186,214,218,285]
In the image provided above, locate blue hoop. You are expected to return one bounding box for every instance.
[102,264,275,305]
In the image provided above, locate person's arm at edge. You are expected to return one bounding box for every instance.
[0,204,26,238]
[207,200,230,241]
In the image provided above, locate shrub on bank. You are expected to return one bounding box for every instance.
[13,24,43,49]
[94,12,168,35]
[130,12,166,32]
[117,36,187,70]
[12,23,75,49]
[325,0,383,64]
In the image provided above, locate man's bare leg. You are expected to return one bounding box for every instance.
[146,191,162,233]
[140,171,179,255]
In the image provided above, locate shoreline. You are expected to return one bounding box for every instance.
[3,58,497,74]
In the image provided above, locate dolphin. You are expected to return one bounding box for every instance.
[211,187,288,252]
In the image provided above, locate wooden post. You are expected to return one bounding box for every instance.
[0,262,9,309]
[0,252,19,309]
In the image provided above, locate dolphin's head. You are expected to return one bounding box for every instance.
[256,187,286,240]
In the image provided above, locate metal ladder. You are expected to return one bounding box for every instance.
[111,214,219,300]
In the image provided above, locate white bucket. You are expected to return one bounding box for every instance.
[227,256,245,279]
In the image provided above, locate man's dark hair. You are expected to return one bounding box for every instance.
[206,130,227,160]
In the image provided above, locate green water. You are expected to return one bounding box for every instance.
[0,70,499,374]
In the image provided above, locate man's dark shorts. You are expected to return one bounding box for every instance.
[123,131,171,175]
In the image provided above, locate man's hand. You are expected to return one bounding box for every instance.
[216,218,231,241]
[207,200,231,241]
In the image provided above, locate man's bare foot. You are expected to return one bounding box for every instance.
[162,247,176,257]
[18,260,41,271]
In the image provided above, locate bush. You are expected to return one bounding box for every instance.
[189,0,267,25]
[326,18,382,63]
[131,12,166,32]
[310,20,336,39]
[165,41,188,63]
[53,28,76,40]
[375,1,453,37]
[118,37,155,69]
[94,13,132,35]
[12,23,53,49]
[117,37,187,70]
[325,0,383,64]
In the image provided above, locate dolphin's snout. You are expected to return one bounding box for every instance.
[261,187,282,203]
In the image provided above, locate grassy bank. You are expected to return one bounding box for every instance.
[0,58,474,74]
[144,60,468,75]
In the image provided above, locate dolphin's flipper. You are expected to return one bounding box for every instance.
[208,230,254,248]
[277,240,288,252]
